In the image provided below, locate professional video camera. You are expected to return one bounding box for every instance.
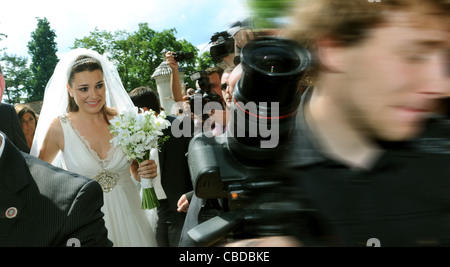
[186,37,320,246]
[173,51,195,62]
[188,70,223,117]
[210,31,235,63]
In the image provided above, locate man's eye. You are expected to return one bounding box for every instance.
[406,54,427,62]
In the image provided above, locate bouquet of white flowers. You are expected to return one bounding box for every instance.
[109,107,171,209]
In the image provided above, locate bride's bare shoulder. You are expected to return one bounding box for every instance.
[47,115,65,135]
[40,115,65,154]
[49,115,64,127]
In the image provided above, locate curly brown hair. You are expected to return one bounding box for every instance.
[282,0,450,87]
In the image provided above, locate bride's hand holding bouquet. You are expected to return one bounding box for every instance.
[109,107,170,209]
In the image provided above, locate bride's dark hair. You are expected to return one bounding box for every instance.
[67,56,117,124]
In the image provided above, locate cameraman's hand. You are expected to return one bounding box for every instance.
[177,194,190,213]
[181,95,191,114]
[233,28,255,49]
[165,51,179,71]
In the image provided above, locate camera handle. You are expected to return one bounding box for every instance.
[187,209,244,247]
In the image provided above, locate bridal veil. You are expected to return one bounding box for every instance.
[30,48,135,165]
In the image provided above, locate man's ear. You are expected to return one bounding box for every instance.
[316,36,347,73]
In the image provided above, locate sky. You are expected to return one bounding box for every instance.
[0,0,250,60]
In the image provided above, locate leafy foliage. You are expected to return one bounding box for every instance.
[0,54,32,104]
[27,17,58,102]
[247,0,293,29]
[2,20,216,104]
[73,24,213,92]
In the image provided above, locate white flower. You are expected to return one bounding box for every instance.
[109,108,171,163]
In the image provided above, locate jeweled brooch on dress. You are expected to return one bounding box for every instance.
[93,169,119,192]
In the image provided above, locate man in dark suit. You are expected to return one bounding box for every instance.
[129,86,193,247]
[0,71,111,246]
[0,67,29,153]
[0,104,29,153]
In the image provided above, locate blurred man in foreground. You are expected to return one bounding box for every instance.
[228,0,450,247]
[280,0,450,246]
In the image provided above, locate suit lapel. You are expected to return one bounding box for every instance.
[0,136,30,244]
[0,135,29,192]
[0,184,26,244]
[158,140,166,178]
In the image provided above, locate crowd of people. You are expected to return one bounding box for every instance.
[1,0,450,247]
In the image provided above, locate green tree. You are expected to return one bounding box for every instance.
[246,0,294,29]
[27,17,58,102]
[0,33,7,54]
[73,27,114,55]
[73,23,211,92]
[0,53,33,104]
[197,51,214,72]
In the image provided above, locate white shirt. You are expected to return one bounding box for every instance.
[0,132,5,159]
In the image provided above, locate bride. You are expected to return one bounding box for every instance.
[31,48,158,247]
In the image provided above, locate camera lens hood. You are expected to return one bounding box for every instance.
[235,36,311,112]
[226,37,311,165]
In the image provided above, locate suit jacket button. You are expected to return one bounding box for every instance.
[5,207,18,218]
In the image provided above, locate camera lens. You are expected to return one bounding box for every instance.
[249,46,302,74]
[236,37,311,106]
[244,39,310,77]
[226,37,311,165]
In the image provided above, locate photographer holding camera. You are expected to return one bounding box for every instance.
[180,0,450,247]
[166,51,227,136]
[210,30,237,70]
[279,0,450,247]
[166,51,225,105]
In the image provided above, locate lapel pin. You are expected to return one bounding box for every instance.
[5,207,18,219]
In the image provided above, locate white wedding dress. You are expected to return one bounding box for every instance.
[59,115,158,247]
